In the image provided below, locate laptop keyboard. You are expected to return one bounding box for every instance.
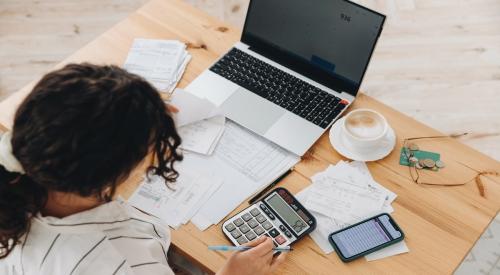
[210,48,348,129]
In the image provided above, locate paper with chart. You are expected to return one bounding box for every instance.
[184,121,300,230]
[296,160,408,260]
[128,170,223,229]
[124,39,191,93]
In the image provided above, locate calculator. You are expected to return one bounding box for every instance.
[222,188,316,248]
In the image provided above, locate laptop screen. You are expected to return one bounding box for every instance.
[242,0,385,95]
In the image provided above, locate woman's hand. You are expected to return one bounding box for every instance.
[166,104,179,113]
[217,236,286,275]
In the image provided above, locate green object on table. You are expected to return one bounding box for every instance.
[399,147,440,167]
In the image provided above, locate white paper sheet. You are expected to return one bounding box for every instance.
[124,39,191,93]
[365,241,409,261]
[178,115,225,155]
[169,89,220,127]
[186,121,300,230]
[128,170,223,229]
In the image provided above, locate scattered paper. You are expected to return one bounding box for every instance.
[124,39,191,93]
[128,170,223,229]
[296,160,408,260]
[365,241,409,261]
[169,89,220,127]
[182,121,300,230]
[178,115,225,155]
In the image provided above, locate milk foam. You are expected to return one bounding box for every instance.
[345,112,385,139]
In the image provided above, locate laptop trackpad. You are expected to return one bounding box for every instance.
[220,88,285,134]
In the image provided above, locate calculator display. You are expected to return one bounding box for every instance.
[266,194,308,234]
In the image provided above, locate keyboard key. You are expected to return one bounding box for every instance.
[275,235,286,245]
[254,226,265,236]
[231,229,242,239]
[268,228,280,237]
[248,219,259,229]
[262,221,273,230]
[236,236,248,245]
[245,231,257,241]
[240,224,250,234]
[256,214,267,224]
[234,218,244,227]
[242,213,253,222]
[250,208,261,217]
[225,223,236,232]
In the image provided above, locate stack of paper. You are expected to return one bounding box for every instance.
[124,39,191,93]
[183,121,300,230]
[169,89,225,155]
[129,170,223,229]
[296,161,409,261]
[128,120,299,231]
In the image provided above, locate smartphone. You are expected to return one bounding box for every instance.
[328,213,404,262]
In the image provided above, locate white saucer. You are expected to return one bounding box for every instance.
[329,117,396,162]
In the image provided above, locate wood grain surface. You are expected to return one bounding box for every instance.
[0,0,499,274]
[1,0,499,161]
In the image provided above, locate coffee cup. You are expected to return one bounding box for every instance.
[341,109,389,151]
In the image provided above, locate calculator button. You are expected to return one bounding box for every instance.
[259,204,268,211]
[247,219,259,229]
[242,213,253,222]
[254,226,265,235]
[284,230,292,238]
[262,221,273,230]
[279,225,286,232]
[268,228,279,237]
[245,231,257,241]
[256,214,267,223]
[234,218,244,227]
[225,223,236,232]
[231,229,242,239]
[240,224,250,234]
[275,235,286,245]
[236,236,248,245]
[250,208,261,217]
[266,212,275,220]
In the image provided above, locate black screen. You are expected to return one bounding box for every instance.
[243,0,384,94]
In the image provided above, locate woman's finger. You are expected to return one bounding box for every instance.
[243,237,274,256]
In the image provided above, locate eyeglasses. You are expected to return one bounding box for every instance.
[402,133,498,197]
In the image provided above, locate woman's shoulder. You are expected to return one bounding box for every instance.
[3,200,173,275]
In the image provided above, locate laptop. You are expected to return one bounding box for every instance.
[186,0,385,156]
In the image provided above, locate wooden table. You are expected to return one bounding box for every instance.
[1,0,499,274]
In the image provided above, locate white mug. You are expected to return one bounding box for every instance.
[341,108,389,151]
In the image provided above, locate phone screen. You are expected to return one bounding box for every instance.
[330,214,402,259]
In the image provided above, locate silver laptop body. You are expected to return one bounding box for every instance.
[186,0,385,156]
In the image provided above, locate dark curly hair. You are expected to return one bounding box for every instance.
[0,63,182,258]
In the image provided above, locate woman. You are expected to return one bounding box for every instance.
[0,63,285,274]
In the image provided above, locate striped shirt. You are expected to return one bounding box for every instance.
[0,200,175,275]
